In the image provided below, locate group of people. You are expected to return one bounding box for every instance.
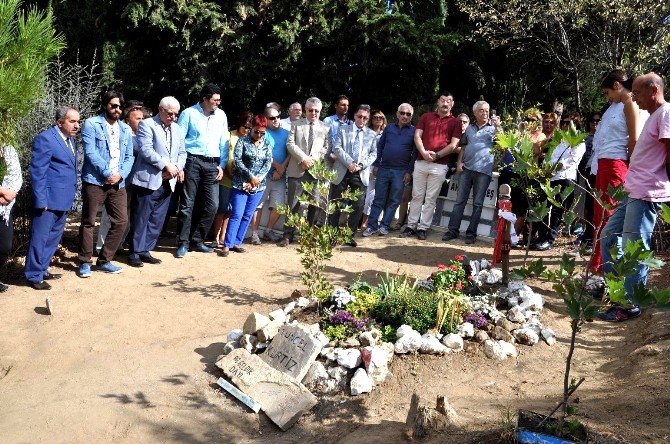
[2,73,668,316]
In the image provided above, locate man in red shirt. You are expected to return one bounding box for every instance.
[401,93,462,240]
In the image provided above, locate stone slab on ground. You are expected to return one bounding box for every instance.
[217,349,317,431]
[260,323,323,381]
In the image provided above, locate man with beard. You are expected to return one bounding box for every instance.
[78,91,135,277]
[401,93,462,240]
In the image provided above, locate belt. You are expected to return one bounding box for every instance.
[188,153,220,163]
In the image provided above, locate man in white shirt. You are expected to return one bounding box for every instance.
[280,102,302,131]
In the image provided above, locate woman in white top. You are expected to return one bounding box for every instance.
[359,109,387,231]
[0,145,23,292]
[589,70,647,273]
[532,113,586,251]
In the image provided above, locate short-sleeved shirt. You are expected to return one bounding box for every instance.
[459,121,496,176]
[625,102,670,202]
[416,112,462,165]
[266,127,289,177]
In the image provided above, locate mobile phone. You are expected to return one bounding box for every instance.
[491,109,497,117]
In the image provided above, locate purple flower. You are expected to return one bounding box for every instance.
[328,310,378,332]
[463,311,487,329]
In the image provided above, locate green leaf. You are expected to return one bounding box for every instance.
[568,419,582,431]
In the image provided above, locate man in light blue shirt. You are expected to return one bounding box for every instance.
[175,83,228,257]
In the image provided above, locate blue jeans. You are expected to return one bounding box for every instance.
[601,196,660,303]
[224,188,264,248]
[367,167,405,231]
[447,168,492,238]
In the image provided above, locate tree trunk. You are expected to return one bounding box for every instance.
[573,69,582,113]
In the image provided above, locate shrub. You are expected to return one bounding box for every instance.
[371,289,440,334]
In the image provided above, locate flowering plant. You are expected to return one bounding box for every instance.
[429,256,468,294]
[330,288,356,309]
[463,311,488,329]
[323,309,378,341]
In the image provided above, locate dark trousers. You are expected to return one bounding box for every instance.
[327,171,366,233]
[0,214,13,267]
[130,181,172,260]
[538,179,575,244]
[25,209,67,282]
[582,174,596,243]
[284,174,323,241]
[177,156,220,247]
[79,182,127,264]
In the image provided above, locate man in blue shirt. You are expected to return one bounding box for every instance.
[444,100,500,244]
[175,83,228,257]
[249,105,290,243]
[363,103,416,237]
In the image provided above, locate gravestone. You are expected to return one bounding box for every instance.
[217,349,317,431]
[260,323,323,381]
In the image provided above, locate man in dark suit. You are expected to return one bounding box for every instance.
[328,104,378,246]
[25,107,80,290]
[128,96,186,267]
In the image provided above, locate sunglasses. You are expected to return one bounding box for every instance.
[109,103,121,110]
[253,129,266,136]
[355,115,369,120]
[398,111,412,117]
[372,115,384,120]
[267,116,280,121]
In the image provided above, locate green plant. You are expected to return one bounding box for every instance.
[323,324,349,342]
[372,289,440,334]
[379,324,397,343]
[276,160,361,300]
[348,289,381,318]
[377,269,418,298]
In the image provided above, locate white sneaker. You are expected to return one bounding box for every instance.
[379,227,389,236]
[362,227,378,237]
[251,232,261,245]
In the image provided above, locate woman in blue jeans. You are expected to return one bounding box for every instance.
[219,115,272,257]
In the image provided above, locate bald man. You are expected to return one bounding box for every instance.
[599,72,670,322]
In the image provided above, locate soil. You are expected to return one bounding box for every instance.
[1,222,669,443]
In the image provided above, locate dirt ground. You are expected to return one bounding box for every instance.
[1,222,669,444]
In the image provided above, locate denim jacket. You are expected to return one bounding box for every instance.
[81,114,135,187]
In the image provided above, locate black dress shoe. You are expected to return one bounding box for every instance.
[417,230,427,240]
[345,239,358,247]
[231,246,247,253]
[30,280,51,290]
[44,272,62,280]
[129,257,144,267]
[140,255,162,264]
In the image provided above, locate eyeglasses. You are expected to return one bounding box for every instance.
[372,115,384,120]
[161,108,178,118]
[128,106,143,112]
[253,129,266,136]
[398,111,412,117]
[268,116,280,121]
[109,103,121,110]
[306,109,320,113]
[355,115,369,120]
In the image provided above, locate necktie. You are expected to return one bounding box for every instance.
[352,129,362,162]
[308,122,314,153]
[66,138,74,155]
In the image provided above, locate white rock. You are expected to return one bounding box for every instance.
[296,297,310,307]
[513,328,539,346]
[541,328,557,345]
[239,334,258,353]
[350,368,373,395]
[301,361,329,388]
[469,260,481,275]
[458,322,475,338]
[519,290,544,312]
[327,365,349,388]
[521,320,543,336]
[442,333,464,351]
[394,329,422,354]
[320,347,336,361]
[380,341,396,358]
[360,346,393,385]
[308,323,321,335]
[499,340,518,357]
[507,306,527,323]
[256,319,282,342]
[313,331,330,347]
[243,312,271,335]
[477,269,490,283]
[480,259,491,269]
[336,348,362,369]
[486,268,503,284]
[507,296,519,307]
[359,329,380,347]
[396,324,416,339]
[268,309,287,323]
[289,320,299,326]
[226,329,244,343]
[508,281,532,292]
[284,301,296,314]
[420,334,450,354]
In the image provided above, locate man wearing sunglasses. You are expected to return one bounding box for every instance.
[279,97,332,246]
[78,90,135,277]
[175,83,229,258]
